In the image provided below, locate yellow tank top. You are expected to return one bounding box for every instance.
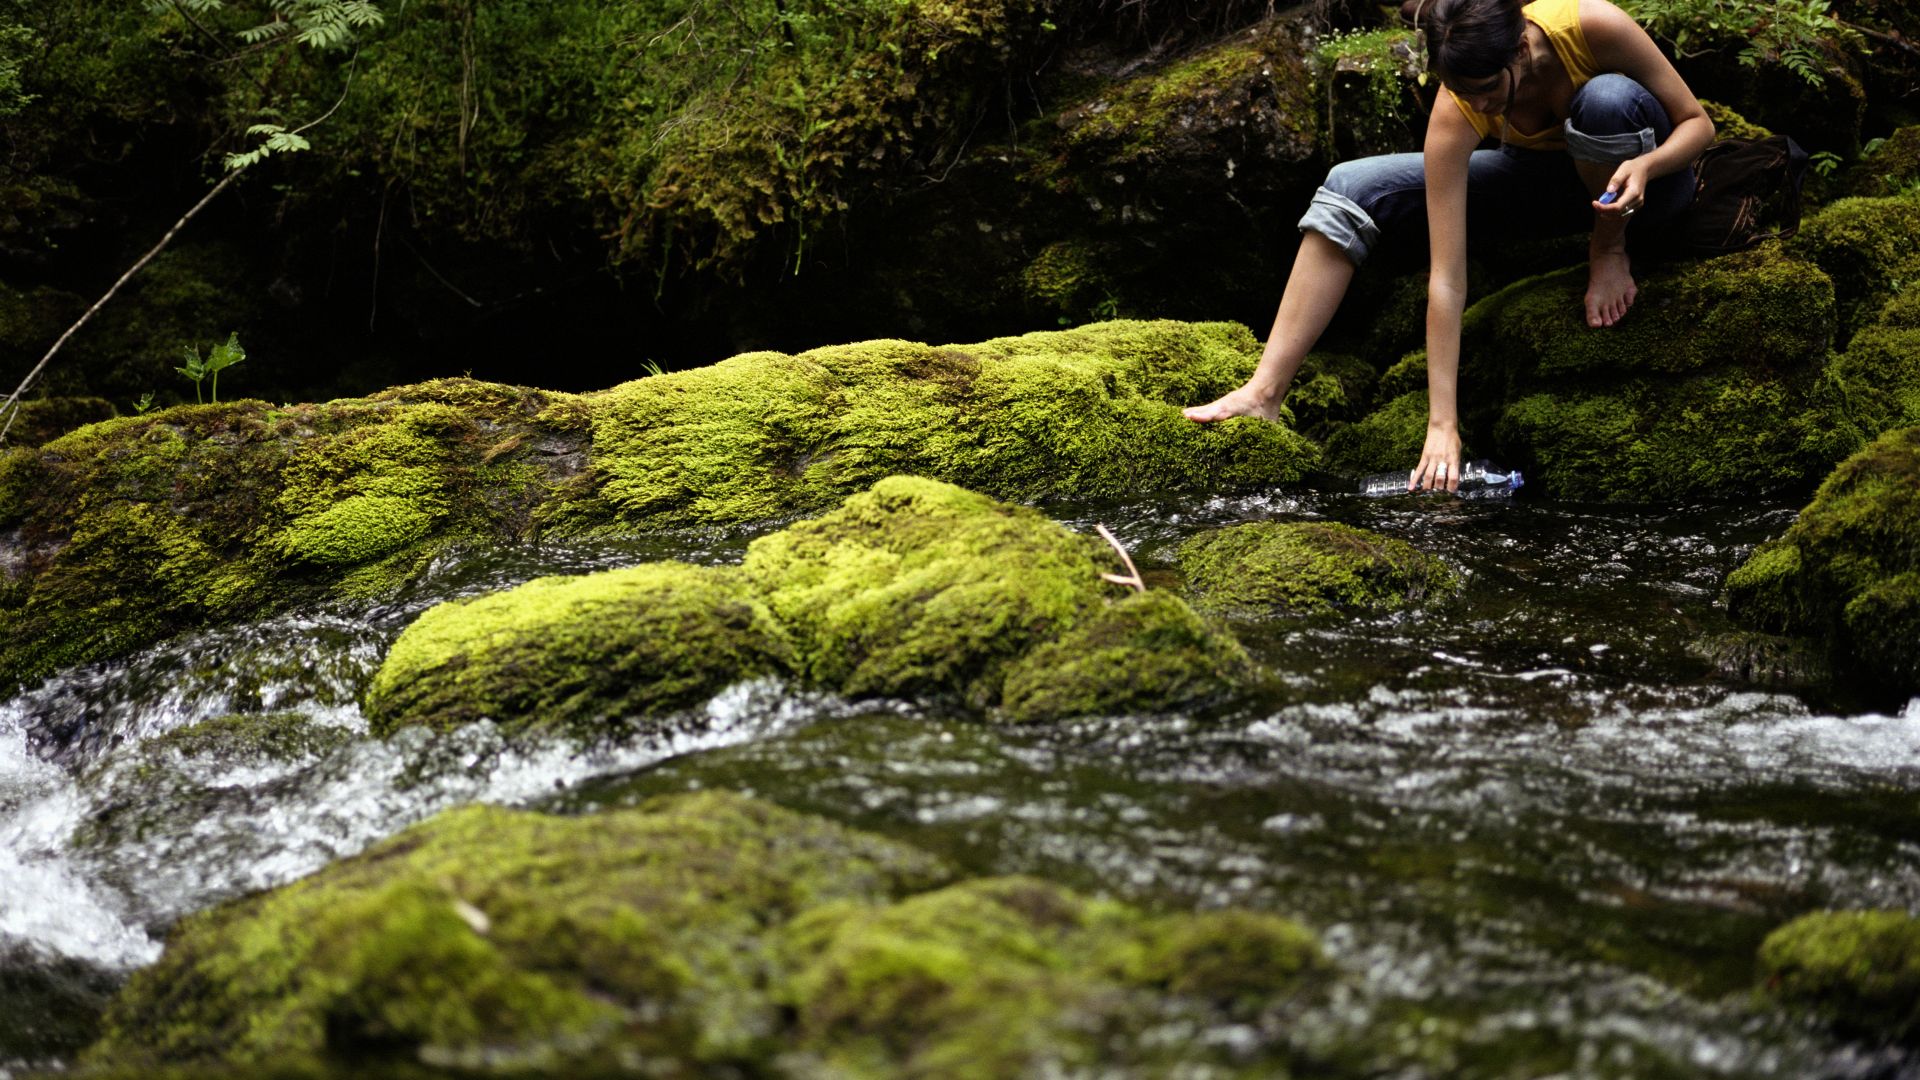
[1445,0,1601,151]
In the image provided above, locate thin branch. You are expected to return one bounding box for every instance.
[1843,18,1920,61]
[167,0,237,57]
[1094,524,1146,594]
[0,171,241,443]
[0,55,362,445]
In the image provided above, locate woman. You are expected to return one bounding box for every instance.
[1184,0,1712,492]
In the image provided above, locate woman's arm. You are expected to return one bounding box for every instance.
[1579,0,1715,213]
[1414,100,1483,493]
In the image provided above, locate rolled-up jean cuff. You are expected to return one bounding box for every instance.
[1298,186,1380,266]
[1564,122,1657,164]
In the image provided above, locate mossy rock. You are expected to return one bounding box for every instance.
[1320,390,1433,477]
[997,590,1253,723]
[369,476,1251,734]
[1759,909,1920,1043]
[1700,99,1773,142]
[83,792,952,1071]
[364,562,791,738]
[1843,126,1920,198]
[1,396,116,448]
[2,320,1313,689]
[1788,191,1920,341]
[1286,351,1378,441]
[1724,425,1920,695]
[0,383,586,690]
[84,793,1334,1075]
[1178,521,1460,616]
[1687,631,1832,690]
[1448,247,1854,500]
[576,318,1319,531]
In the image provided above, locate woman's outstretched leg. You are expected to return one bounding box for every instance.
[1183,230,1356,422]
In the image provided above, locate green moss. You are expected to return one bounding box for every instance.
[1286,351,1377,441]
[739,476,1109,707]
[86,792,952,1070]
[365,561,790,737]
[1315,29,1421,157]
[1845,126,1920,198]
[1179,521,1459,615]
[1759,909,1920,1042]
[1724,425,1920,693]
[998,590,1251,723]
[2,396,116,448]
[1060,31,1315,162]
[1700,99,1773,142]
[1320,390,1432,477]
[1124,909,1328,1006]
[576,319,1319,531]
[1789,192,1920,341]
[1020,240,1117,323]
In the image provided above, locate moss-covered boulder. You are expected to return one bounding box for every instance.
[998,590,1253,723]
[1787,190,1920,343]
[83,792,1334,1075]
[1759,909,1920,1043]
[367,476,1252,734]
[1321,389,1434,477]
[1724,425,1920,695]
[573,318,1317,530]
[0,396,116,448]
[1842,125,1920,199]
[0,380,587,689]
[364,563,790,737]
[1179,521,1459,616]
[0,320,1314,690]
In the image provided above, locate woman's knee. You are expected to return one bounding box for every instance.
[1567,74,1669,138]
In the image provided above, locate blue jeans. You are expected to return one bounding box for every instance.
[1300,74,1695,265]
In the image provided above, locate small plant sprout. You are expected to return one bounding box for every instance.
[132,391,156,415]
[176,333,247,404]
[1094,524,1147,594]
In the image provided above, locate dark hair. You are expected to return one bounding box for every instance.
[1400,0,1526,84]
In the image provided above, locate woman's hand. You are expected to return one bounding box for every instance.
[1594,156,1655,218]
[1411,419,1463,492]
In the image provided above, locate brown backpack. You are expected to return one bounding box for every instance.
[1684,135,1810,255]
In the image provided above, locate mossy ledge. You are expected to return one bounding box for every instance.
[0,320,1315,690]
[1758,909,1920,1044]
[1322,192,1920,498]
[365,476,1252,735]
[1179,521,1460,616]
[1723,425,1920,697]
[81,792,1335,1076]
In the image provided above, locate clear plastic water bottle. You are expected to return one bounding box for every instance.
[1357,459,1524,499]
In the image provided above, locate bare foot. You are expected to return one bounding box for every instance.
[1586,249,1637,328]
[1183,384,1281,423]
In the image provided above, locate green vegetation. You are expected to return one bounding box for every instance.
[0,321,1313,688]
[1759,909,1920,1042]
[1620,0,1861,86]
[1724,424,1920,694]
[368,476,1251,734]
[364,563,790,737]
[1314,29,1419,156]
[83,792,1334,1075]
[1178,521,1460,615]
[174,333,246,404]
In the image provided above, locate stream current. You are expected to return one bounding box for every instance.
[3,489,1918,1077]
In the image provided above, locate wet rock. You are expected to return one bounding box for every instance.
[1178,520,1459,615]
[1759,909,1920,1043]
[364,563,790,737]
[1724,425,1920,696]
[369,476,1250,734]
[1687,631,1832,690]
[570,318,1317,530]
[0,320,1316,689]
[81,792,1333,1075]
[998,590,1252,723]
[0,397,116,449]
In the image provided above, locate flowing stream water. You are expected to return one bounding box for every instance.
[3,488,1918,1078]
